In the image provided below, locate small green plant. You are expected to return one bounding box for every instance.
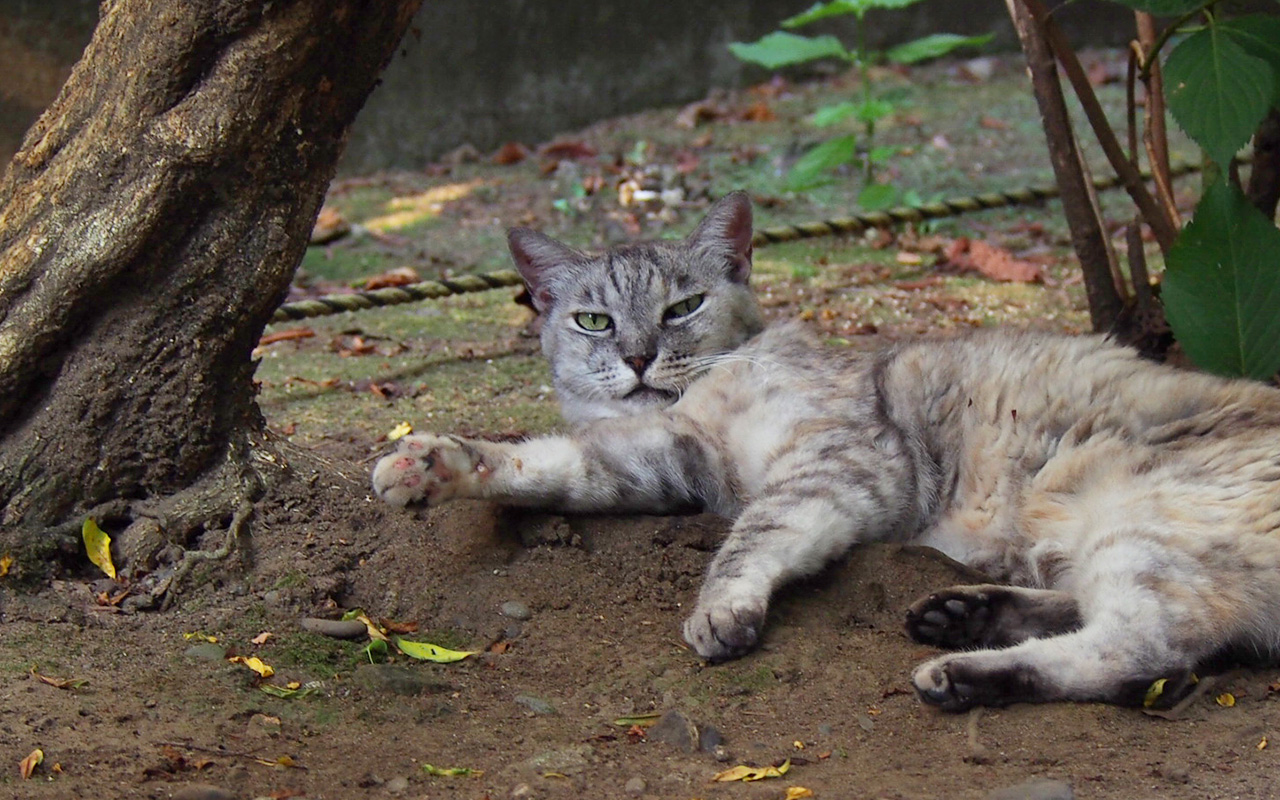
[730,0,991,206]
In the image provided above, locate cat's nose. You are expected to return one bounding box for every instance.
[624,354,654,375]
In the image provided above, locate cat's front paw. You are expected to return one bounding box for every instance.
[682,595,767,662]
[371,434,483,507]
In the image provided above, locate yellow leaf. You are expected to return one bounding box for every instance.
[612,713,663,727]
[1216,692,1236,708]
[394,637,476,663]
[0,552,13,577]
[422,763,483,777]
[251,631,273,645]
[712,759,791,782]
[182,632,218,643]
[82,518,116,579]
[355,613,390,643]
[786,788,816,800]
[793,740,805,750]
[388,421,414,441]
[253,755,303,768]
[1258,737,1268,751]
[229,656,275,678]
[1143,677,1168,708]
[19,748,43,779]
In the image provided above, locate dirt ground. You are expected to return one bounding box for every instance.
[4,51,1279,800]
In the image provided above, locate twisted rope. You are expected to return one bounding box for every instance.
[271,160,1201,324]
[271,270,524,323]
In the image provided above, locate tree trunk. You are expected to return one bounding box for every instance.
[0,0,422,577]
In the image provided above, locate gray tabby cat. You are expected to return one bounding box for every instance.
[372,192,1280,711]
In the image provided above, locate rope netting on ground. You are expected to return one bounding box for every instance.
[270,161,1199,324]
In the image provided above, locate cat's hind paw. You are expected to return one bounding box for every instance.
[371,434,482,507]
[682,596,767,662]
[906,585,1082,650]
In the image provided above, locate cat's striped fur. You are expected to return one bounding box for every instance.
[372,192,1280,710]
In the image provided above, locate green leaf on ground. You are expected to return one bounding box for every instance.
[786,134,858,190]
[394,637,477,662]
[729,32,849,69]
[887,33,993,65]
[1163,180,1280,378]
[1164,25,1274,168]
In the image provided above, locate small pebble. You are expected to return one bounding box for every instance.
[624,776,647,795]
[514,694,556,715]
[183,642,226,662]
[510,782,535,798]
[384,775,410,794]
[648,710,697,753]
[172,785,238,800]
[987,778,1074,800]
[301,617,369,639]
[500,600,532,621]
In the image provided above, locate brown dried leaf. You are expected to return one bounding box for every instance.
[310,206,350,245]
[966,240,1042,283]
[362,267,420,290]
[378,617,419,634]
[258,328,316,348]
[675,99,726,128]
[31,667,87,690]
[492,141,530,165]
[538,139,597,160]
[20,748,43,780]
[979,115,1010,131]
[739,100,776,122]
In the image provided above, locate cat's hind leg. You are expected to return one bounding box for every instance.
[906,585,1082,650]
[910,530,1260,710]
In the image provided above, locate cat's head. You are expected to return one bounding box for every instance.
[508,191,764,424]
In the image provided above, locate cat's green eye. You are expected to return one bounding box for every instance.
[574,312,613,332]
[665,294,704,321]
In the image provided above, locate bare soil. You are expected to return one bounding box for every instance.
[4,53,1277,800]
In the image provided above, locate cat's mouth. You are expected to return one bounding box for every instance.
[622,385,679,404]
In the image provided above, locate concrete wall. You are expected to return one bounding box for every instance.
[1,0,1146,175]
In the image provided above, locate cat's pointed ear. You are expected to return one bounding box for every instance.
[687,191,754,284]
[508,228,581,311]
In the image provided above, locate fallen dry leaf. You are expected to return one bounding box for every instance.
[310,206,350,245]
[229,656,275,678]
[713,758,791,782]
[378,617,419,634]
[0,552,12,577]
[362,267,420,290]
[257,328,316,348]
[539,139,597,161]
[31,667,87,690]
[675,98,725,128]
[785,788,816,800]
[940,238,1042,283]
[251,631,273,645]
[492,141,530,165]
[739,100,776,122]
[20,748,43,780]
[979,115,1011,130]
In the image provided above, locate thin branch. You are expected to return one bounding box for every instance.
[1019,0,1178,252]
[1135,12,1181,228]
[1005,0,1126,331]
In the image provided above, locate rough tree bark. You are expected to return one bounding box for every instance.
[0,0,422,581]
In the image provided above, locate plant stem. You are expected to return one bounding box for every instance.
[1005,0,1126,332]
